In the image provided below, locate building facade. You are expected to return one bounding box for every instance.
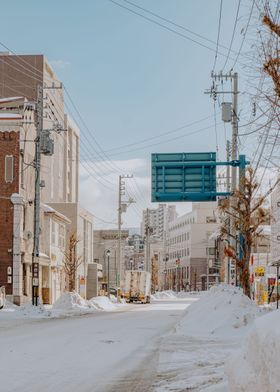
[164,202,219,291]
[141,204,177,240]
[0,54,95,303]
[93,229,129,291]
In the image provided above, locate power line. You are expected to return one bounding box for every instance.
[107,0,244,64]
[121,0,240,55]
[103,114,214,153]
[213,0,223,71]
[231,0,256,70]
[222,0,241,71]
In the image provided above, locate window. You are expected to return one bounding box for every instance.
[58,224,65,248]
[51,221,57,246]
[207,247,216,256]
[5,155,14,183]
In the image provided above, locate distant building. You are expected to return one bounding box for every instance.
[93,229,129,290]
[141,204,177,240]
[165,202,219,291]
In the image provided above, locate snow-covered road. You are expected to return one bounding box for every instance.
[0,299,193,392]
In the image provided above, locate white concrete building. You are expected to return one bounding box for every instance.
[141,204,177,240]
[165,202,219,291]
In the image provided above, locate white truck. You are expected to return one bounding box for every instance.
[124,271,151,304]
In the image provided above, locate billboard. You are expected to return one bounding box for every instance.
[151,152,217,202]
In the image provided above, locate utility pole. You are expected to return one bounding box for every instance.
[32,85,43,306]
[32,84,63,306]
[117,174,133,301]
[206,71,239,286]
[145,208,150,272]
[226,140,231,284]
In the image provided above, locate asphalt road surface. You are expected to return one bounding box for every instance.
[0,299,192,392]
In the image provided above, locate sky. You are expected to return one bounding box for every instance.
[0,0,262,228]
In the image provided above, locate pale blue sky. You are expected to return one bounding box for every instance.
[0,0,257,226]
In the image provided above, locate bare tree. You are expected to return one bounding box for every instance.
[151,256,158,294]
[63,232,82,292]
[263,14,280,102]
[219,167,277,297]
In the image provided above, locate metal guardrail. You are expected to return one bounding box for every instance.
[0,286,6,309]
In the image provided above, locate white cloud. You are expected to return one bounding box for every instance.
[79,158,151,229]
[79,157,197,230]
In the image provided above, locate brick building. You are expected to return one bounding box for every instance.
[0,97,35,303]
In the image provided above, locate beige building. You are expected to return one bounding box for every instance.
[165,202,219,291]
[93,230,129,291]
[0,53,95,302]
[0,52,66,204]
[49,203,94,298]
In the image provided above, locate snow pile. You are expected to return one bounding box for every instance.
[51,292,126,316]
[18,303,51,318]
[89,296,118,311]
[227,309,280,392]
[176,284,262,338]
[0,300,51,318]
[151,290,177,300]
[52,292,100,316]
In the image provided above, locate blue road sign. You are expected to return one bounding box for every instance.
[151,152,220,202]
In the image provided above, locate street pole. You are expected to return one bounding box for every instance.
[226,140,231,285]
[106,250,111,298]
[117,175,122,300]
[117,174,133,301]
[145,208,151,273]
[208,72,239,286]
[32,85,43,306]
[231,73,239,286]
[277,264,279,310]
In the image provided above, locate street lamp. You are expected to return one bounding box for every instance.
[106,250,111,298]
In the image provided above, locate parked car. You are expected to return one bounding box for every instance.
[109,287,117,296]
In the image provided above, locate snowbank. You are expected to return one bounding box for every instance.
[151,290,177,300]
[1,299,51,318]
[151,290,203,300]
[227,309,280,392]
[0,292,126,320]
[51,292,99,316]
[176,284,262,338]
[89,296,118,311]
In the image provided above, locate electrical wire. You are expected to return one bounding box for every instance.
[222,0,241,71]
[213,0,223,71]
[107,0,244,64]
[121,0,240,56]
[231,0,256,69]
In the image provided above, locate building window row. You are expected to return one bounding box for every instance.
[170,216,195,231]
[168,232,190,245]
[169,248,189,259]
